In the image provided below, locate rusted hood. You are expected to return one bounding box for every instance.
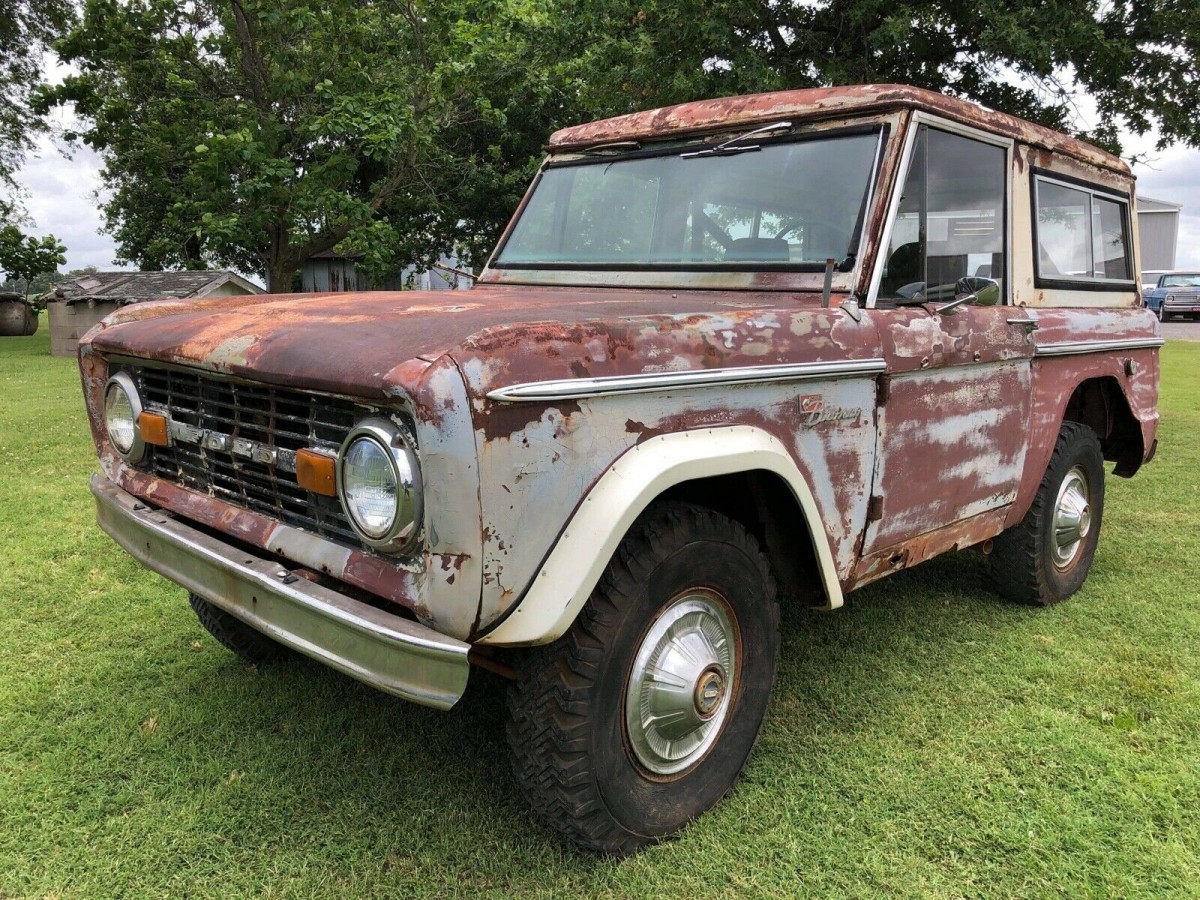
[84,285,806,399]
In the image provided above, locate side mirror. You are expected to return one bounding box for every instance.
[956,276,1000,306]
[937,277,1000,315]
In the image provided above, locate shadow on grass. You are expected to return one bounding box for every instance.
[74,546,1040,887]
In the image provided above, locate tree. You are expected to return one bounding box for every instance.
[41,1,1200,293]
[0,0,74,214]
[547,0,1200,156]
[0,263,86,296]
[42,0,554,290]
[0,225,66,300]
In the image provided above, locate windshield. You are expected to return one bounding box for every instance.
[1162,274,1200,287]
[494,131,882,270]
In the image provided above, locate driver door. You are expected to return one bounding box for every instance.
[860,124,1035,557]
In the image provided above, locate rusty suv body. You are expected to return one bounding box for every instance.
[81,84,1160,853]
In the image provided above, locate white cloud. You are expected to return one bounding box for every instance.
[13,136,124,273]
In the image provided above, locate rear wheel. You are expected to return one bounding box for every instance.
[506,502,780,855]
[990,422,1105,605]
[189,592,289,663]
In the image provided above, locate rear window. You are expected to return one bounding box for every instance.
[1033,175,1133,287]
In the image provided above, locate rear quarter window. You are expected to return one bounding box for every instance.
[1033,173,1134,290]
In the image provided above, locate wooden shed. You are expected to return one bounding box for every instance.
[45,270,262,357]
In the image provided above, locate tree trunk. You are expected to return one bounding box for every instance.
[266,258,298,294]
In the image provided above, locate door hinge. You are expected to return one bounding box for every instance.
[867,495,884,521]
[876,373,891,406]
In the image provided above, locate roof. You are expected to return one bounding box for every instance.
[548,84,1129,175]
[49,270,262,305]
[1137,195,1183,213]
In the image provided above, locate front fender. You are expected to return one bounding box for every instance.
[475,425,843,647]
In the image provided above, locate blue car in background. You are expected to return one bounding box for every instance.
[1144,272,1200,321]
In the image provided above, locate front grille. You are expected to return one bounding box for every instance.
[127,363,372,547]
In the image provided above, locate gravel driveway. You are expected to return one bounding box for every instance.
[1160,320,1200,341]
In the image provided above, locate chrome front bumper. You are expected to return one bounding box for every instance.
[91,474,470,709]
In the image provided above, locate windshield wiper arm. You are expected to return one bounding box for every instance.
[681,121,792,159]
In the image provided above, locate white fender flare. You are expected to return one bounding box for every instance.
[477,425,844,647]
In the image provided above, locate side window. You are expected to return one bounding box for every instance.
[880,126,1007,303]
[1034,175,1132,284]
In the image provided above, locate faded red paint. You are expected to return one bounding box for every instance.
[850,506,1013,590]
[84,286,851,401]
[548,84,1127,175]
[78,84,1161,646]
[1006,308,1160,527]
[98,451,435,620]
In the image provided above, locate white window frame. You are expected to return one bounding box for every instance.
[1032,173,1134,289]
[866,113,1014,309]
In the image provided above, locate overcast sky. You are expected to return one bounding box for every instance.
[11,98,1200,278]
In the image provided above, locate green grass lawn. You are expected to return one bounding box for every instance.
[2,318,1198,898]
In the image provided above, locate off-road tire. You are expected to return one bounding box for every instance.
[189,592,289,663]
[990,422,1105,605]
[506,501,780,856]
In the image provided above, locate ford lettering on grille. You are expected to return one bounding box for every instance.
[126,363,372,547]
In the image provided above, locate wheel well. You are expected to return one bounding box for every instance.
[659,471,827,608]
[1063,376,1144,477]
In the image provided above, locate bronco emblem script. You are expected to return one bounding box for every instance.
[798,394,862,427]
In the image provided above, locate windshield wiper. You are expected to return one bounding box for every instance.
[681,121,792,159]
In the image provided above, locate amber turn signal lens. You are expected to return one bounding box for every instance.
[296,449,337,496]
[138,412,170,447]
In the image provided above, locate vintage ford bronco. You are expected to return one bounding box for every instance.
[80,85,1161,854]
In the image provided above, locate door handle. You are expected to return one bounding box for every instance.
[1006,318,1039,331]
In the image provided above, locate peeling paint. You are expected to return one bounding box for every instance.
[75,87,1160,653]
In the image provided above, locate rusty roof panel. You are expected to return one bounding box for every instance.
[548,84,1128,175]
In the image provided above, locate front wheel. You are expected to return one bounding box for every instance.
[506,502,780,855]
[990,422,1105,605]
[189,592,290,664]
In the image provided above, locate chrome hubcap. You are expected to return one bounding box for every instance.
[1052,466,1091,568]
[625,590,738,776]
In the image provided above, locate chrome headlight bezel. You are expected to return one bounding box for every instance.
[336,417,422,553]
[104,371,146,464]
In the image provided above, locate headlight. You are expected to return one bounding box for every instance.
[104,371,146,463]
[337,417,422,551]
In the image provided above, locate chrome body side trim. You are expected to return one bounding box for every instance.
[91,474,470,709]
[1034,337,1165,357]
[486,359,888,402]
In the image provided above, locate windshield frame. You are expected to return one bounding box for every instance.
[484,123,888,279]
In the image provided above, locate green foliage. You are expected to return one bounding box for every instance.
[37,0,1200,291]
[1,327,1200,893]
[0,224,66,303]
[41,0,572,289]
[0,264,94,299]
[546,0,1200,156]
